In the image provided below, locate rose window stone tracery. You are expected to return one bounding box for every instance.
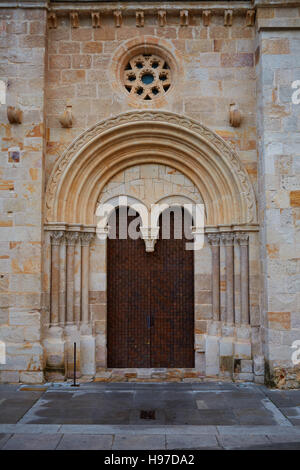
[123,54,171,100]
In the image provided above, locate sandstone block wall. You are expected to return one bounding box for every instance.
[45,8,257,188]
[256,5,300,387]
[0,5,47,383]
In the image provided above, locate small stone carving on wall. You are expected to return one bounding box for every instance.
[59,105,73,128]
[7,106,22,124]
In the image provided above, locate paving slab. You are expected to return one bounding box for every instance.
[280,407,300,417]
[218,434,270,450]
[233,408,279,426]
[14,424,61,434]
[0,385,19,392]
[217,425,300,435]
[267,433,300,444]
[0,390,45,424]
[0,434,12,450]
[243,442,300,450]
[165,409,237,425]
[262,390,300,408]
[2,433,63,450]
[284,417,300,425]
[112,434,165,450]
[56,434,113,450]
[2,382,300,430]
[166,434,220,450]
[0,425,16,434]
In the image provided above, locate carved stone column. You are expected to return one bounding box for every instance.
[80,232,96,376]
[208,234,221,321]
[236,233,250,324]
[80,232,94,324]
[65,232,80,378]
[221,233,235,324]
[44,231,65,380]
[66,232,79,324]
[50,231,64,326]
[59,236,67,325]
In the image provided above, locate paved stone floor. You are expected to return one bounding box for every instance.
[1,382,300,449]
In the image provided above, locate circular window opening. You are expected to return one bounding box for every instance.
[123,53,171,101]
[141,73,154,85]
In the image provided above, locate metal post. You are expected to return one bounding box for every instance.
[71,342,79,387]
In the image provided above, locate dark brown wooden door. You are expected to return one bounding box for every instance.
[107,208,194,368]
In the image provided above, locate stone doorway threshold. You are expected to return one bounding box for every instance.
[93,368,221,383]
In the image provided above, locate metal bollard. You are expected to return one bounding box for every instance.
[71,342,79,387]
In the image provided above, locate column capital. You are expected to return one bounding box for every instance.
[207,233,221,246]
[65,231,79,246]
[236,232,249,246]
[221,233,235,246]
[80,232,95,246]
[50,231,64,246]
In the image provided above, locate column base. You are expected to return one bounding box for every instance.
[80,323,96,376]
[65,324,81,379]
[44,326,65,381]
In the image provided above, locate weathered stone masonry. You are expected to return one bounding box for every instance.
[0,0,299,388]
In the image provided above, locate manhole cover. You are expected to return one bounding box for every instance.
[140,410,156,420]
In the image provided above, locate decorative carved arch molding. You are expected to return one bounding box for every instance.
[45,111,257,227]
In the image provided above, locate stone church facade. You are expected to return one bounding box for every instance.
[0,0,299,388]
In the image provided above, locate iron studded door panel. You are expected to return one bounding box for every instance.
[150,211,194,368]
[107,208,194,368]
[107,210,150,368]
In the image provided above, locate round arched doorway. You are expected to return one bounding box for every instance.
[43,111,259,382]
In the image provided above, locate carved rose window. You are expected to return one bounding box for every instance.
[123,54,171,100]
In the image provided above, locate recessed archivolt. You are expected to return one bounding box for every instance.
[45,111,257,226]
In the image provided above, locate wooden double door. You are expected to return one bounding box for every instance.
[107,208,194,368]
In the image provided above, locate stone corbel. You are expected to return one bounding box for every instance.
[70,12,79,29]
[114,10,122,28]
[136,11,144,28]
[59,104,73,129]
[246,10,255,27]
[224,10,233,27]
[158,10,166,27]
[140,226,159,253]
[180,10,189,27]
[91,12,101,28]
[48,12,57,29]
[229,102,242,128]
[202,10,211,27]
[7,106,22,125]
